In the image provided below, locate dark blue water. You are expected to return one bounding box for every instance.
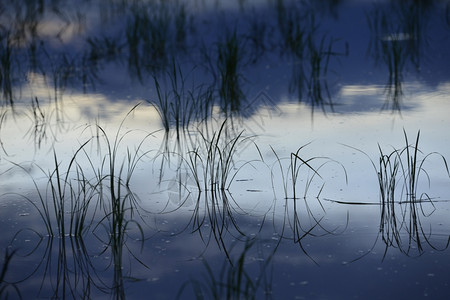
[1,0,450,299]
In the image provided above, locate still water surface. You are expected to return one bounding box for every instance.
[1,0,450,299]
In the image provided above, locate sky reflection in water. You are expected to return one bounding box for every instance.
[1,0,450,299]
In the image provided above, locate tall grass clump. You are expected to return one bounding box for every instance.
[11,140,94,237]
[89,104,154,237]
[376,130,449,205]
[270,143,346,200]
[5,103,154,297]
[175,120,264,259]
[349,130,450,256]
[186,119,254,193]
[379,130,450,255]
[10,104,154,241]
[85,104,156,283]
[269,143,347,264]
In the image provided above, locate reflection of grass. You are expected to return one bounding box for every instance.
[125,1,188,79]
[0,247,20,298]
[366,2,431,112]
[6,105,152,297]
[37,236,101,298]
[0,31,14,105]
[87,105,152,265]
[376,130,449,206]
[347,130,450,257]
[217,30,246,113]
[10,104,153,241]
[245,13,269,64]
[270,143,347,264]
[275,1,345,111]
[24,96,70,151]
[187,191,249,261]
[378,130,450,256]
[6,227,123,299]
[151,62,214,137]
[177,239,274,300]
[0,108,10,155]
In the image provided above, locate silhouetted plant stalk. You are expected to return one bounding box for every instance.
[85,105,152,297]
[91,105,151,248]
[349,130,450,257]
[9,139,92,237]
[186,119,253,193]
[22,95,74,153]
[269,143,348,263]
[270,143,346,200]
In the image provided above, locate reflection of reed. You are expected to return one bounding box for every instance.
[0,32,13,105]
[269,143,348,264]
[366,1,431,112]
[346,130,450,259]
[217,30,246,114]
[4,227,106,299]
[9,230,144,299]
[275,0,346,112]
[376,131,450,257]
[23,96,72,151]
[95,202,147,300]
[1,0,188,106]
[151,63,214,136]
[379,192,450,259]
[177,239,274,300]
[161,122,267,258]
[187,191,250,260]
[0,247,20,298]
[4,109,153,297]
[42,237,101,299]
[125,1,188,79]
[0,1,100,105]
